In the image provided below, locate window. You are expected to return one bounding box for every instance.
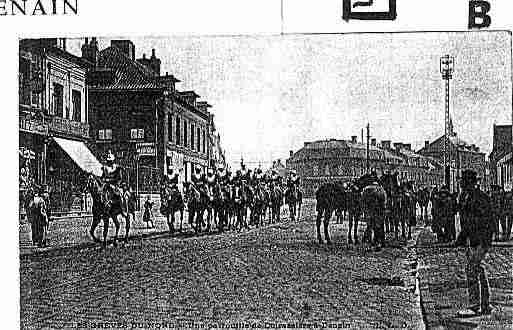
[176,117,181,145]
[191,123,195,151]
[19,57,31,106]
[184,120,188,147]
[72,90,81,122]
[130,128,144,140]
[168,115,173,142]
[98,129,112,140]
[202,129,206,154]
[53,83,64,117]
[197,127,201,152]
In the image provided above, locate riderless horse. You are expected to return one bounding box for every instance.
[269,181,283,224]
[315,181,346,245]
[86,174,127,247]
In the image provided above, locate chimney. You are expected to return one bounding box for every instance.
[149,49,161,76]
[351,136,358,143]
[111,40,136,61]
[381,140,391,150]
[424,140,430,148]
[371,138,377,146]
[81,37,98,66]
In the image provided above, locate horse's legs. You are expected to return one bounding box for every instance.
[324,209,332,245]
[354,213,359,244]
[125,213,131,242]
[102,217,109,248]
[348,212,353,245]
[90,213,101,243]
[112,214,121,246]
[316,208,323,244]
[179,208,184,232]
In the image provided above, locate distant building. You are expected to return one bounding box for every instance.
[489,124,512,188]
[19,38,100,214]
[287,136,443,197]
[418,133,487,191]
[84,38,216,192]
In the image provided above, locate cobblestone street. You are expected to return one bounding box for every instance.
[20,200,423,329]
[416,228,513,330]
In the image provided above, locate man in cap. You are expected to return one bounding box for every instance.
[455,170,494,317]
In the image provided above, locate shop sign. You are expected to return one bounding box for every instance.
[136,142,156,156]
[20,117,48,135]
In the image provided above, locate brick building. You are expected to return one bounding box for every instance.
[19,38,101,214]
[287,136,443,197]
[418,133,487,191]
[489,124,512,189]
[84,38,217,192]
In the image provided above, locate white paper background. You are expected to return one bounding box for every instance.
[2,1,512,327]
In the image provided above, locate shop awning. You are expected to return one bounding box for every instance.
[53,137,102,176]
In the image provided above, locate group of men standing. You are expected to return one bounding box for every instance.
[428,170,506,317]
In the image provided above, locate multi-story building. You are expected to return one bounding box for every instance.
[418,133,488,191]
[206,112,227,170]
[489,124,512,188]
[19,38,101,214]
[287,136,443,197]
[84,38,216,192]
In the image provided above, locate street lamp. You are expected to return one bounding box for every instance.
[440,55,454,191]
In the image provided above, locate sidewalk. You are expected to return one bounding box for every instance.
[19,211,180,257]
[416,227,513,329]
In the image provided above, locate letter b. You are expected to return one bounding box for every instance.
[469,1,491,29]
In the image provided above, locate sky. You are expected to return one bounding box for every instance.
[67,32,512,169]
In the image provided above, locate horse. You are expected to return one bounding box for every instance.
[417,188,430,225]
[356,174,387,247]
[211,182,230,232]
[346,182,362,244]
[269,182,283,223]
[160,184,185,233]
[285,185,301,221]
[315,181,346,245]
[380,173,401,238]
[86,174,127,247]
[251,182,267,227]
[232,182,250,231]
[183,183,208,234]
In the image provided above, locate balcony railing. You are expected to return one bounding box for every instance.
[19,113,90,139]
[49,116,89,139]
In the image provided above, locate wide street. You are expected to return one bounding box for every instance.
[20,200,423,329]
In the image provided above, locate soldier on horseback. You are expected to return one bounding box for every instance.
[101,150,124,210]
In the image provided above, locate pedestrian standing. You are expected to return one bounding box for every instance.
[456,170,494,317]
[143,196,155,229]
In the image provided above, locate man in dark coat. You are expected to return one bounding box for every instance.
[455,170,494,317]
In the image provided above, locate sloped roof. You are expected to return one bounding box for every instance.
[91,46,162,91]
[290,139,403,162]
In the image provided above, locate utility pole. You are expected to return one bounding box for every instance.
[366,123,370,174]
[440,55,454,191]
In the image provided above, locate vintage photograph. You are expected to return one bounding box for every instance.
[19,32,512,328]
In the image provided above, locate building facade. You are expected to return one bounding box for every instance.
[489,124,512,188]
[19,38,101,214]
[418,133,488,191]
[85,39,217,192]
[287,136,444,197]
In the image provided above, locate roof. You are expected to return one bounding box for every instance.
[90,46,162,91]
[290,139,403,162]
